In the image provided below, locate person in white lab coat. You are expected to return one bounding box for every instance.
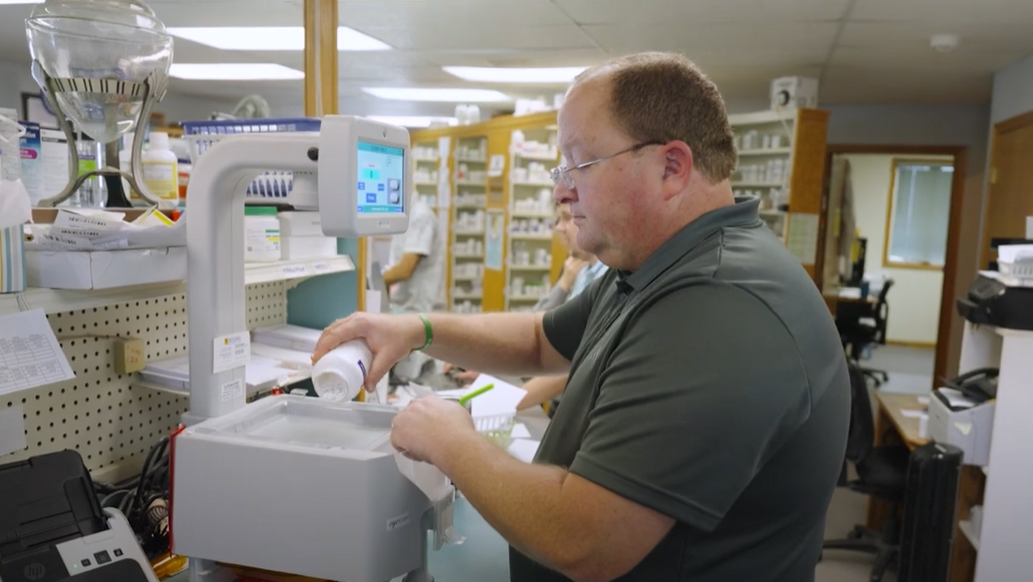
[382,195,445,314]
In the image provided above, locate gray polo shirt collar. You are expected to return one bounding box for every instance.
[617,197,761,294]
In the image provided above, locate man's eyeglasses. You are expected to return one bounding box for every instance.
[549,141,663,190]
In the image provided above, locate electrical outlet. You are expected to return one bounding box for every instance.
[114,337,146,374]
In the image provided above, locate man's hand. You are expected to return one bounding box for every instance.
[558,256,589,292]
[443,362,480,385]
[391,396,476,463]
[313,312,424,390]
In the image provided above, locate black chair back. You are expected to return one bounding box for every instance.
[872,279,894,344]
[844,361,875,464]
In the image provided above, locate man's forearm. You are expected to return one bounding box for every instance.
[435,431,588,574]
[423,312,568,377]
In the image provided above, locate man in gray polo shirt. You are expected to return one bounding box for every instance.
[314,52,849,582]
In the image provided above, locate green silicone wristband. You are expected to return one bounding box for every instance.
[417,313,433,351]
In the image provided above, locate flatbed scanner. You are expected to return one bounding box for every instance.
[0,450,157,582]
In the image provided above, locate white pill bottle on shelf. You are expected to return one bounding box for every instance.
[312,339,373,402]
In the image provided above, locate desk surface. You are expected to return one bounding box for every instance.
[876,392,929,450]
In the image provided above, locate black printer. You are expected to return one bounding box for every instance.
[957,274,1033,331]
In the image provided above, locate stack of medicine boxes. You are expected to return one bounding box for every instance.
[277,211,338,260]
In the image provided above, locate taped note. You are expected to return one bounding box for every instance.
[213,332,250,374]
[221,378,244,402]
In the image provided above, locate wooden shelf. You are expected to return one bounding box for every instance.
[513,151,557,162]
[510,210,554,219]
[414,180,438,186]
[413,156,439,163]
[511,180,554,188]
[454,230,485,236]
[733,181,784,188]
[959,520,981,552]
[456,156,487,163]
[728,109,796,126]
[509,264,551,271]
[737,147,792,156]
[452,293,483,301]
[453,253,484,259]
[509,233,553,241]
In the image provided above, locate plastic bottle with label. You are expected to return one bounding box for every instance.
[312,340,373,402]
[141,132,178,201]
[244,206,280,262]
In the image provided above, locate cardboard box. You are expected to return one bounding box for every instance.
[26,246,186,290]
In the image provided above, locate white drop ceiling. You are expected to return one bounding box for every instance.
[1,0,1032,119]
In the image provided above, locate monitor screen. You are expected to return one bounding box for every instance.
[356,140,406,214]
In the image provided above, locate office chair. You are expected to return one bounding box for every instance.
[837,280,893,387]
[822,362,910,582]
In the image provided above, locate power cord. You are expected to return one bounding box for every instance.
[95,435,172,559]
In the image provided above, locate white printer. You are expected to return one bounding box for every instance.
[928,373,997,467]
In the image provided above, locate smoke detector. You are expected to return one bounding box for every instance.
[931,34,960,52]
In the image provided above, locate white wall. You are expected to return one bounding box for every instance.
[990,53,1033,124]
[843,154,954,345]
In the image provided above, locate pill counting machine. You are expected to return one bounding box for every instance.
[169,116,457,582]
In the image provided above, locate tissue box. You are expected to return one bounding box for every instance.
[26,247,186,290]
[0,226,26,293]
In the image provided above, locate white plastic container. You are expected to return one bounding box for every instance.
[141,132,178,201]
[244,206,281,262]
[312,339,373,402]
[281,235,337,260]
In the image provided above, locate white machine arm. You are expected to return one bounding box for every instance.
[185,133,318,421]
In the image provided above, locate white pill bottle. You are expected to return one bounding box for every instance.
[312,339,373,402]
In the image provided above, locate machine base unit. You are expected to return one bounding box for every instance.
[898,443,963,582]
[171,396,453,582]
[0,450,158,582]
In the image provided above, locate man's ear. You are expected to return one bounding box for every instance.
[661,141,693,200]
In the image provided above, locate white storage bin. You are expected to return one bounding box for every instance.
[281,236,338,261]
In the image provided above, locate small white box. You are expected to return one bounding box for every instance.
[277,211,324,237]
[771,76,819,110]
[25,247,186,290]
[928,392,995,466]
[281,236,338,260]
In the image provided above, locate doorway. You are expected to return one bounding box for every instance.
[982,111,1033,267]
[819,146,967,392]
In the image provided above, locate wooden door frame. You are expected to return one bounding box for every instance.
[818,145,967,386]
[981,109,1033,267]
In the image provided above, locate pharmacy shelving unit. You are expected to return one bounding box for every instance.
[506,126,560,311]
[728,108,829,281]
[450,136,489,313]
[411,139,442,211]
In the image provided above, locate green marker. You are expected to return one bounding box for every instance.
[458,383,495,407]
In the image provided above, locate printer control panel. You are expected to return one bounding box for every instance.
[54,510,158,582]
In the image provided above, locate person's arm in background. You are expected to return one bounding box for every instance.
[517,374,567,410]
[382,253,422,287]
[534,256,587,311]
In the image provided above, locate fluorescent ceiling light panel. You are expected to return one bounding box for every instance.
[443,66,587,84]
[170,63,304,81]
[0,0,44,4]
[362,87,511,102]
[167,26,389,51]
[368,116,458,128]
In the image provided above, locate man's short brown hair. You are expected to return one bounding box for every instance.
[575,52,737,183]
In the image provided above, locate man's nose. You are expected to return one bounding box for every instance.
[553,183,575,206]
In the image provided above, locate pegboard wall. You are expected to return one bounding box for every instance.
[2,281,290,482]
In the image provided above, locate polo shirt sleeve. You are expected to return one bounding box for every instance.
[569,283,812,532]
[401,211,435,256]
[542,272,610,362]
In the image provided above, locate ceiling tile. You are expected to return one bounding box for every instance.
[150,1,303,27]
[340,0,571,29]
[370,23,596,51]
[820,67,993,104]
[581,22,838,57]
[851,0,1033,25]
[555,0,850,25]
[839,21,1033,52]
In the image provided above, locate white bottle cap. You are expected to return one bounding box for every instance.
[149,131,170,150]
